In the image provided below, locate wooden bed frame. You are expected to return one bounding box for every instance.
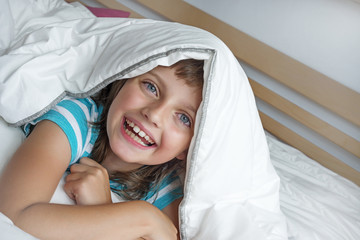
[80,0,360,185]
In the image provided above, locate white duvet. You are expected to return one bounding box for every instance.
[0,0,287,239]
[267,133,360,240]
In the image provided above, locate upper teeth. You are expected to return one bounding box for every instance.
[125,119,154,146]
[133,126,140,133]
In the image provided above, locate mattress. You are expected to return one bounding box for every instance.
[267,133,360,240]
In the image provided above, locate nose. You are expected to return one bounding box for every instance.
[141,101,168,128]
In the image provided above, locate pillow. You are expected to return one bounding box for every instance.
[0,119,25,175]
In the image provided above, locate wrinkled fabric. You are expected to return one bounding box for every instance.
[0,0,287,239]
[267,133,360,240]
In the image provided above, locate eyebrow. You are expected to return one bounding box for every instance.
[148,71,162,81]
[183,103,197,116]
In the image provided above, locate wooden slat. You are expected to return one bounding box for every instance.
[137,0,360,127]
[260,112,360,186]
[249,79,360,159]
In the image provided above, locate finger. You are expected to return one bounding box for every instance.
[78,158,109,178]
[68,157,99,174]
[79,157,102,167]
[63,176,87,203]
[63,181,77,201]
[65,171,85,182]
[69,161,95,173]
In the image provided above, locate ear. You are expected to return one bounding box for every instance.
[176,150,188,161]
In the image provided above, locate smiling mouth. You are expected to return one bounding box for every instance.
[123,118,155,147]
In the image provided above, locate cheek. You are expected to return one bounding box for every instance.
[163,125,193,151]
[107,91,133,117]
[106,100,119,126]
[115,90,146,111]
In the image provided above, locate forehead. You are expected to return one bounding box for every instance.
[148,65,203,89]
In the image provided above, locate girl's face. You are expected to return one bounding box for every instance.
[104,66,202,172]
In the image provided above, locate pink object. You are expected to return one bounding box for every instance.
[86,6,130,18]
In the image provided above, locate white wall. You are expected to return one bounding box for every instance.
[186,0,360,93]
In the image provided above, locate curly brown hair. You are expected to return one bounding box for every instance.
[91,59,204,200]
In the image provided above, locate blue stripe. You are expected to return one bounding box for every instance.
[109,172,183,210]
[58,99,89,157]
[78,98,94,117]
[153,186,183,210]
[143,173,183,210]
[76,98,102,147]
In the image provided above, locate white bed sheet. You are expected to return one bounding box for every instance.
[267,133,360,240]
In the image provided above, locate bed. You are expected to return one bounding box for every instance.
[0,0,359,239]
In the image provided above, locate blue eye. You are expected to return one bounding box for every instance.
[179,113,191,127]
[144,82,158,96]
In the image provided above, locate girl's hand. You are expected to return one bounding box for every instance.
[64,157,112,205]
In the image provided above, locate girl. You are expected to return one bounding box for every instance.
[0,59,204,239]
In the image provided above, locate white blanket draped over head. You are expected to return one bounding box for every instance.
[0,0,287,239]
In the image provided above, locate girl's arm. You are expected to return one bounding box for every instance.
[163,197,182,240]
[163,198,182,230]
[0,120,177,240]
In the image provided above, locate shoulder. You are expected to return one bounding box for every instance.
[24,97,101,133]
[23,97,102,164]
[57,97,102,122]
